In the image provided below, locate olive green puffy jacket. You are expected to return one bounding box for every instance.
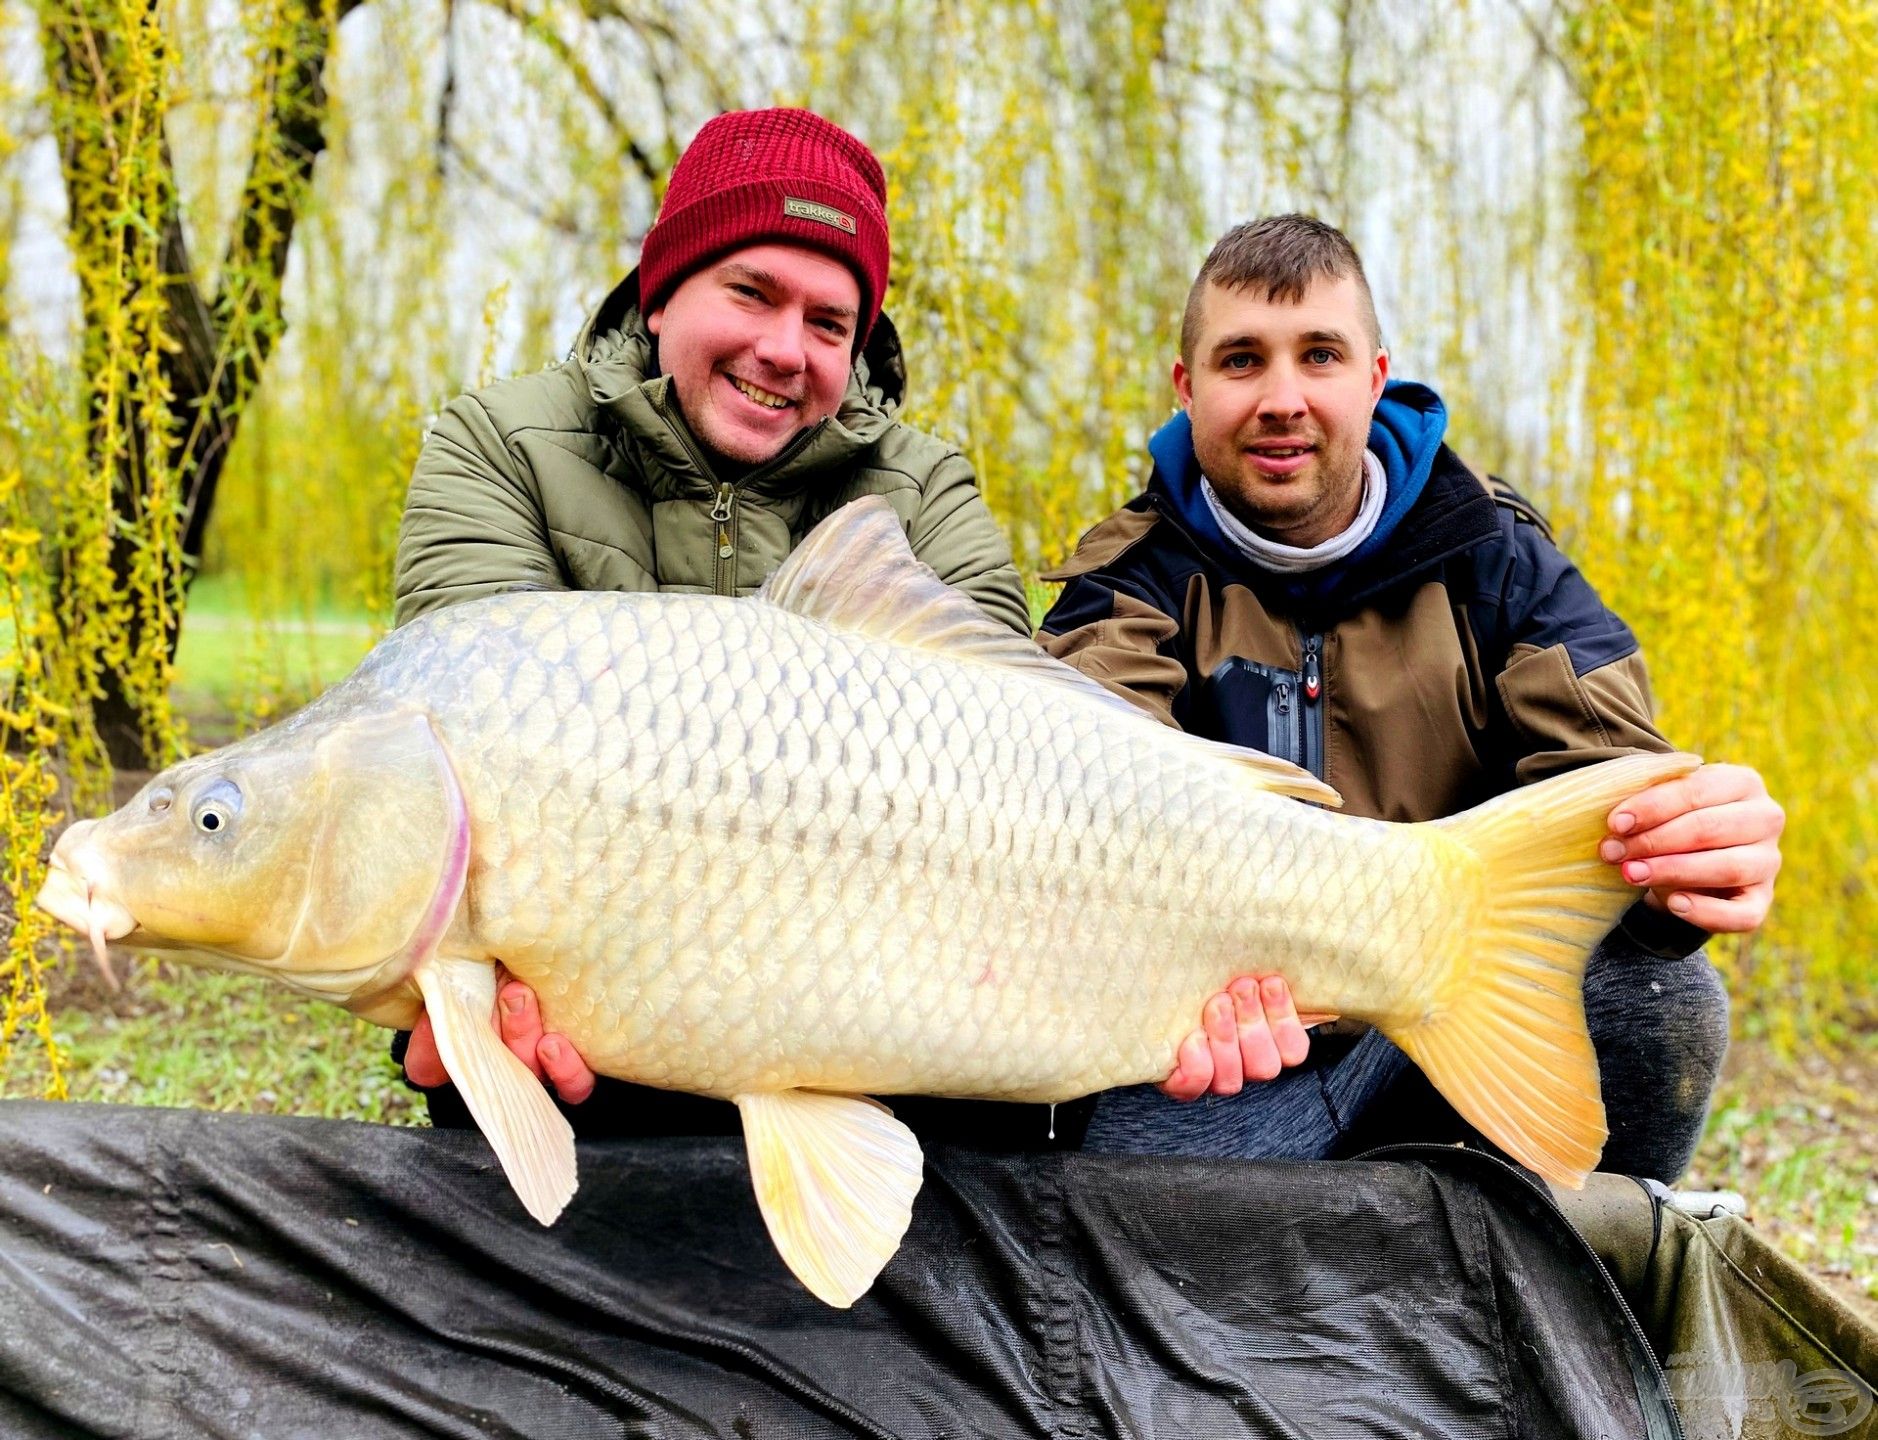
[393,270,1028,635]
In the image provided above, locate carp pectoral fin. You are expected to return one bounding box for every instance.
[415,956,577,1226]
[734,1090,923,1309]
[1393,749,1703,1190]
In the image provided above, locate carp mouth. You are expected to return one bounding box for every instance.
[35,849,137,994]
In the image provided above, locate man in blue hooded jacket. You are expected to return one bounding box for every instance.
[1036,214,1785,1181]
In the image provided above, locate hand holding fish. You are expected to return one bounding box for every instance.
[1600,762,1783,933]
[404,965,596,1103]
[1157,975,1315,1101]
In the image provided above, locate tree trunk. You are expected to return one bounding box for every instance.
[41,0,360,769]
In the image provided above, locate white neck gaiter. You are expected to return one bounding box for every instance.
[1201,449,1388,574]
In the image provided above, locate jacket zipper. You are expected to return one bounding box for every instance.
[1298,630,1325,779]
[654,385,833,599]
[702,425,826,596]
[1357,1143,1685,1440]
[710,482,736,597]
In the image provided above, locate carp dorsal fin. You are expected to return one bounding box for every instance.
[734,1089,922,1308]
[760,496,1063,674]
[761,498,1341,808]
[1181,734,1342,806]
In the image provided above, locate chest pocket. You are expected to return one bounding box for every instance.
[1202,657,1324,779]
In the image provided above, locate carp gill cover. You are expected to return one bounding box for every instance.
[37,498,1699,1307]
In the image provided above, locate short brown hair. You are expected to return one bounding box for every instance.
[1179,214,1383,362]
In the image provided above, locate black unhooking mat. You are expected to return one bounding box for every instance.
[0,1101,1678,1439]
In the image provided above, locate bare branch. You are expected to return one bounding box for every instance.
[1500,0,1583,102]
[441,133,595,240]
[437,0,459,180]
[472,0,663,188]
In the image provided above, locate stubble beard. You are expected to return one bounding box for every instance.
[1203,431,1368,546]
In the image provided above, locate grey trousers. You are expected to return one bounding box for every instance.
[1083,937,1730,1184]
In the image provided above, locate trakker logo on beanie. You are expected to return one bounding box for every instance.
[639,109,891,345]
[782,197,857,235]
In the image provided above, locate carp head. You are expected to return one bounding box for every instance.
[36,708,468,1029]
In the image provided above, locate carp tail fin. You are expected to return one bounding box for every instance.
[1387,750,1702,1190]
[735,1090,923,1308]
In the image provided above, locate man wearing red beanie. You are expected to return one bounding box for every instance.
[396,108,1017,628]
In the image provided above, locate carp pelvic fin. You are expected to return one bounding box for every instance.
[415,956,577,1225]
[735,1089,923,1308]
[1391,750,1703,1190]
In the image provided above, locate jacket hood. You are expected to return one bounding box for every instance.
[571,268,909,500]
[1146,378,1451,601]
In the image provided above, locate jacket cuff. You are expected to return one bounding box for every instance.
[1616,900,1710,960]
[388,1027,453,1095]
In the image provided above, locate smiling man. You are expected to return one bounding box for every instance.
[1038,215,1784,1181]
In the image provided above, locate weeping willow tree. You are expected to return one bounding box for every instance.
[2,0,1873,1097]
[1566,0,1878,1040]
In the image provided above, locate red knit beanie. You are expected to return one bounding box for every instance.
[638,109,891,343]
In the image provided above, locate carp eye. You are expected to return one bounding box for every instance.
[191,778,242,836]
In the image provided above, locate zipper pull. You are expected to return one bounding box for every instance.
[1302,635,1322,702]
[1274,681,1291,716]
[711,483,734,558]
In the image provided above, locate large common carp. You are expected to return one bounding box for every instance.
[37,498,1698,1307]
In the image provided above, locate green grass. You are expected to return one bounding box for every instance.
[171,575,379,725]
[3,958,423,1125]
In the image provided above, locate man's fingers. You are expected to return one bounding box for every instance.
[497,980,548,1078]
[1227,977,1283,1082]
[1601,798,1785,861]
[1254,975,1311,1069]
[1619,843,1782,894]
[1607,763,1766,836]
[1159,1029,1214,1102]
[539,1035,596,1105]
[1657,883,1775,934]
[404,1012,448,1088]
[1204,994,1245,1096]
